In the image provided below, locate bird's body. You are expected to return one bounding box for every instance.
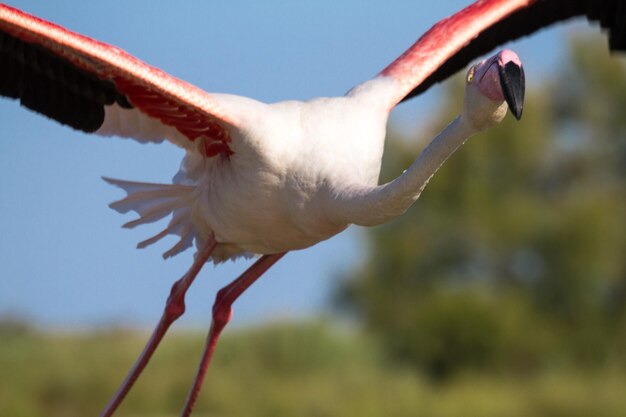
[102,82,391,261]
[185,87,389,258]
[1,0,624,416]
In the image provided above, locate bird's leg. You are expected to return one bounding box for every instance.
[100,235,218,417]
[180,252,286,417]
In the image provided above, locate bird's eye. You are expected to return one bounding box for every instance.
[467,66,476,84]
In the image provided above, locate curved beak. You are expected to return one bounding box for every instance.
[498,60,525,120]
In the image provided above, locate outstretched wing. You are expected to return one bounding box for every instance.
[381,0,626,106]
[0,3,235,158]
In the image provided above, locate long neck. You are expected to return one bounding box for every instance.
[333,115,477,226]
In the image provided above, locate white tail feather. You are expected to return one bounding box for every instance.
[121,198,186,229]
[104,177,197,258]
[163,223,194,259]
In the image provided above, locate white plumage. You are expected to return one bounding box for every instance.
[99,81,392,261]
[100,72,504,262]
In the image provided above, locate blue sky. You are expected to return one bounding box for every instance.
[0,1,587,329]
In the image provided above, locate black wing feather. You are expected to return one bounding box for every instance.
[0,28,132,133]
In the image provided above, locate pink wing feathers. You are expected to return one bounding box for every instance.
[0,3,234,158]
[4,1,624,147]
[382,0,625,108]
[381,0,529,107]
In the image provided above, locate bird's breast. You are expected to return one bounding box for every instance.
[185,95,388,256]
[194,159,347,255]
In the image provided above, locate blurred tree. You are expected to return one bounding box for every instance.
[337,34,626,379]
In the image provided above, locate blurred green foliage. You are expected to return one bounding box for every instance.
[338,34,626,379]
[2,320,626,417]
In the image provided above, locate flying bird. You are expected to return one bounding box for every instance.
[0,0,624,416]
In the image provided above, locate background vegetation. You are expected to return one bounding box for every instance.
[1,35,624,416]
[2,321,626,417]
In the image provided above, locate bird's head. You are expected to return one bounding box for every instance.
[462,49,525,131]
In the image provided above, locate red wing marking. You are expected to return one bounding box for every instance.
[0,4,234,158]
[113,78,233,157]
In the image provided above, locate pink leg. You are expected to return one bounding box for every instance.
[180,252,286,417]
[100,236,218,417]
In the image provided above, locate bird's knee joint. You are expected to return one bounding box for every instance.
[165,297,186,320]
[212,303,233,327]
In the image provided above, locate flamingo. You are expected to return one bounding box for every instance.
[0,0,624,416]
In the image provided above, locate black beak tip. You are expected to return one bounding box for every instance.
[512,102,523,121]
[499,61,525,121]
